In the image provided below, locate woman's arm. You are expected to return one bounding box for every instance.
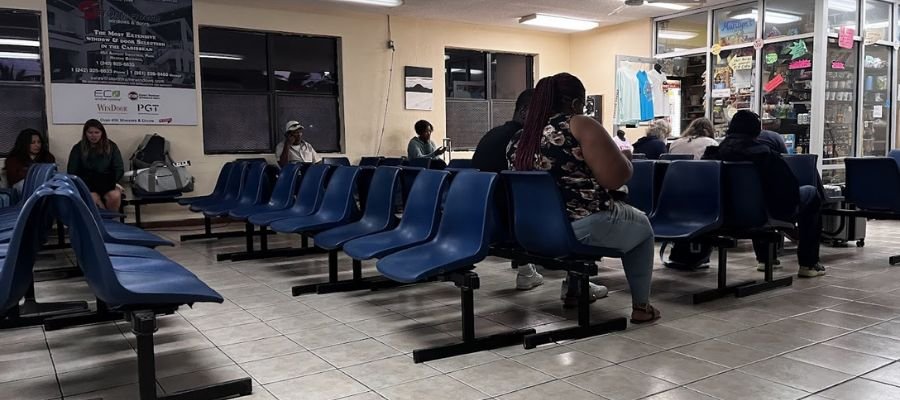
[4,157,28,186]
[67,145,81,175]
[569,115,633,190]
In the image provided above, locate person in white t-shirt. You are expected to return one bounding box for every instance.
[276,121,319,167]
[669,117,719,160]
[614,129,634,159]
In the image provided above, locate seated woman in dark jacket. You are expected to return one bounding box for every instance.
[67,119,124,211]
[632,119,670,160]
[5,128,56,193]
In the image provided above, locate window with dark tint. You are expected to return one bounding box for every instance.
[199,27,342,154]
[445,49,534,149]
[0,9,45,156]
[446,49,487,99]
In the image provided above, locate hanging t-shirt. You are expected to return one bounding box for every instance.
[647,69,669,117]
[616,69,641,124]
[636,70,655,121]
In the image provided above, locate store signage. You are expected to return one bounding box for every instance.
[789,59,812,70]
[712,88,731,98]
[729,56,753,71]
[864,31,883,45]
[874,105,883,119]
[788,41,809,59]
[764,74,785,93]
[754,38,764,51]
[765,53,778,65]
[839,26,855,49]
[48,0,197,125]
[718,19,755,46]
[831,60,846,70]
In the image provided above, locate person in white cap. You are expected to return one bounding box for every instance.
[276,121,319,167]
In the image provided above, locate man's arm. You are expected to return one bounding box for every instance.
[277,142,291,167]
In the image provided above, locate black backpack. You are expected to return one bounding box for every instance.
[131,133,171,170]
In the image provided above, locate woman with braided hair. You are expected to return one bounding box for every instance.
[506,72,659,323]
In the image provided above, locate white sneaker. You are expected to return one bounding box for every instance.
[560,279,609,308]
[756,259,783,271]
[798,263,827,278]
[515,264,544,290]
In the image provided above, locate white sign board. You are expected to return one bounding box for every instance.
[51,84,197,126]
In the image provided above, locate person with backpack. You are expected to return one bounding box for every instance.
[277,121,319,167]
[67,119,125,211]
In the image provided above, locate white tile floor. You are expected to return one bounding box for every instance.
[6,219,900,399]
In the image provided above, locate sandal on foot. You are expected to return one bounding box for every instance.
[630,304,661,324]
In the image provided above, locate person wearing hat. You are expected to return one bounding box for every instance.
[277,121,318,167]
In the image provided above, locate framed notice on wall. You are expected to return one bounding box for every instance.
[47,0,197,125]
[404,66,433,111]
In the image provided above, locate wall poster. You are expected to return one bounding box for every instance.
[404,66,433,111]
[47,0,197,125]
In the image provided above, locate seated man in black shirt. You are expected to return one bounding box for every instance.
[668,111,826,277]
[472,89,533,173]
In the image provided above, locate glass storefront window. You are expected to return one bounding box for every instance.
[823,37,859,164]
[761,39,813,155]
[828,0,859,35]
[714,5,757,46]
[711,47,756,137]
[865,0,891,42]
[862,44,891,157]
[657,13,708,54]
[764,0,815,39]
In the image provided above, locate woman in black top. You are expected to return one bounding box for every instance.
[67,119,125,210]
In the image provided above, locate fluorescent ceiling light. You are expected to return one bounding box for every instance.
[518,14,599,31]
[732,10,800,25]
[866,21,890,29]
[199,52,245,61]
[0,38,39,47]
[829,0,857,12]
[0,51,39,60]
[334,0,402,6]
[658,30,698,40]
[645,2,691,11]
[470,69,484,75]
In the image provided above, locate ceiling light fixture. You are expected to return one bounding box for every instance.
[828,0,857,12]
[657,29,698,40]
[732,9,801,25]
[0,38,40,47]
[645,2,691,11]
[199,52,245,61]
[0,51,39,60]
[334,0,403,7]
[518,14,599,32]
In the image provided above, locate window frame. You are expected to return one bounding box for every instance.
[0,8,47,158]
[199,26,343,155]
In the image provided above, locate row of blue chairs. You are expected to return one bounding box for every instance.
[0,172,251,399]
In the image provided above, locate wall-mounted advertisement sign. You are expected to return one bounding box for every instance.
[47,0,196,125]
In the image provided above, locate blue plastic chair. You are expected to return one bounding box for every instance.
[189,161,252,211]
[0,187,52,317]
[228,163,301,220]
[248,164,331,227]
[783,154,820,188]
[660,154,694,161]
[447,159,474,169]
[46,182,252,400]
[202,161,272,217]
[626,160,656,214]
[845,157,900,213]
[407,158,432,169]
[380,157,405,167]
[270,166,360,234]
[374,172,535,363]
[322,157,351,166]
[314,167,401,250]
[359,156,383,167]
[178,162,234,206]
[0,164,57,219]
[649,161,723,240]
[57,175,173,248]
[888,149,900,167]
[344,170,450,260]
